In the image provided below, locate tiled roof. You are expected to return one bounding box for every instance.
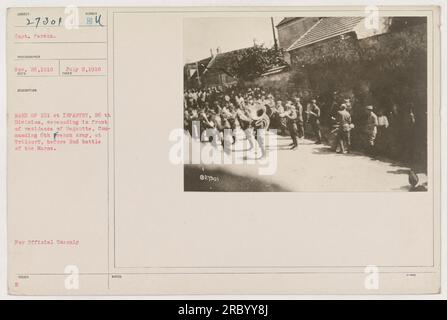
[287,17,365,51]
[276,17,302,28]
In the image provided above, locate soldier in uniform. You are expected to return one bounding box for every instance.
[344,98,353,116]
[293,97,305,139]
[236,105,256,151]
[335,104,352,154]
[221,102,237,146]
[276,100,287,135]
[280,101,299,150]
[365,105,378,154]
[306,99,322,144]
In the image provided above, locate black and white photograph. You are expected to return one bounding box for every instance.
[183,16,428,192]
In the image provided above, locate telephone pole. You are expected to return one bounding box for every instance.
[271,17,278,51]
[196,61,201,87]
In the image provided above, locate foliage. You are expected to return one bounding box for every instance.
[288,22,427,168]
[226,45,286,81]
[290,23,427,108]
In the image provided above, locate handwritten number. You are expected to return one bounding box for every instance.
[25,15,104,28]
[25,16,63,28]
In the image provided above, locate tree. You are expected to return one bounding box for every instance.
[227,45,285,81]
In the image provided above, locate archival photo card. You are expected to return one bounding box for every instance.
[7,6,441,295]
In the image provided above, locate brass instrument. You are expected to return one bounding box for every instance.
[247,103,270,129]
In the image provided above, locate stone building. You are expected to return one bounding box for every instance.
[275,17,320,63]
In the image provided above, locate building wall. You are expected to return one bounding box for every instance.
[284,22,428,167]
[200,71,237,88]
[247,71,292,91]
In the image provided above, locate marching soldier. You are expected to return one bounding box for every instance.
[280,101,299,150]
[276,100,287,135]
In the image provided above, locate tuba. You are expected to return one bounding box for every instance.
[248,103,270,129]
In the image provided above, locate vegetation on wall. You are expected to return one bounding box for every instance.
[226,45,286,81]
[288,22,427,168]
[290,23,427,110]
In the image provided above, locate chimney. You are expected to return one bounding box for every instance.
[216,47,221,54]
[210,48,214,57]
